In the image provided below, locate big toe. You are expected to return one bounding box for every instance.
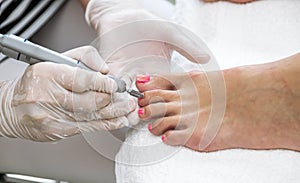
[136,74,175,92]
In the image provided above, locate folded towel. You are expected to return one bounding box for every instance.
[116,0,300,182]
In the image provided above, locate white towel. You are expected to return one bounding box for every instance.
[116,0,300,182]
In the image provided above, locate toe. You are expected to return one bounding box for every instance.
[136,73,190,92]
[161,130,188,146]
[149,116,180,136]
[138,102,180,120]
[138,89,179,107]
[136,74,175,92]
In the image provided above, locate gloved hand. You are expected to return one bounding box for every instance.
[85,0,209,73]
[85,0,210,125]
[0,46,136,142]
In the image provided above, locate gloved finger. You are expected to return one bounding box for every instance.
[69,97,136,121]
[126,107,140,126]
[73,91,111,111]
[63,46,110,74]
[124,21,210,64]
[164,24,210,64]
[77,116,129,131]
[94,98,137,119]
[167,43,210,64]
[52,89,111,112]
[41,118,81,140]
[74,69,118,93]
[48,63,118,93]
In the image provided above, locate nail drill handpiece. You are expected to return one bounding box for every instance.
[0,34,143,98]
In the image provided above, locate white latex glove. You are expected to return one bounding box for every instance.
[0,46,136,142]
[85,0,209,125]
[86,0,209,73]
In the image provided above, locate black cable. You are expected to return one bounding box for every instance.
[0,173,5,181]
[17,1,53,35]
[0,0,22,24]
[0,0,42,34]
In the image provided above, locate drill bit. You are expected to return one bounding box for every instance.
[127,89,144,99]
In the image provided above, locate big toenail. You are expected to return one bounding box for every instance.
[136,75,150,83]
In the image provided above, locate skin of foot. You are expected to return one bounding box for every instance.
[136,53,300,152]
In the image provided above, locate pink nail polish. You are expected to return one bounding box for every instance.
[136,75,150,84]
[148,123,153,131]
[162,135,166,142]
[138,108,145,115]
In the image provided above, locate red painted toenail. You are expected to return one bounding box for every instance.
[138,108,145,115]
[148,123,153,130]
[162,135,166,142]
[136,75,150,83]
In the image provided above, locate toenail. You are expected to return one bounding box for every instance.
[138,108,145,115]
[162,135,166,142]
[148,123,153,130]
[136,75,150,83]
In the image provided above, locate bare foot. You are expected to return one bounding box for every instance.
[136,57,300,152]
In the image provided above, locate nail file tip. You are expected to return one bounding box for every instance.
[127,89,144,98]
